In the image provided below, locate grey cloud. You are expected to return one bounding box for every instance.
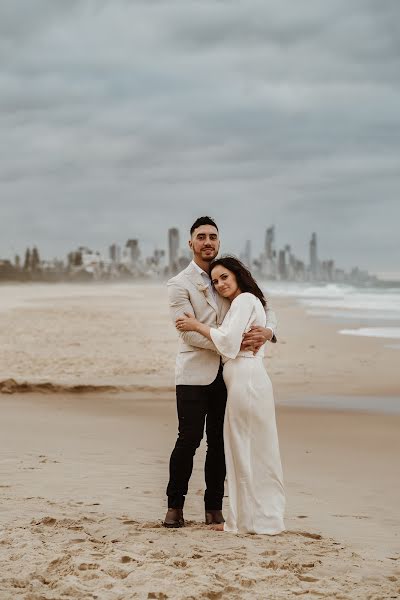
[0,0,399,274]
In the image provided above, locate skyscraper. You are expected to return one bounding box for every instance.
[260,225,277,278]
[284,244,292,279]
[168,228,180,274]
[265,226,275,259]
[109,243,121,263]
[126,239,140,265]
[278,249,287,279]
[310,233,318,278]
[242,240,252,269]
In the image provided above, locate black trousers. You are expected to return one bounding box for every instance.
[166,367,227,510]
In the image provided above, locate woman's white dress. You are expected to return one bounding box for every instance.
[210,293,285,534]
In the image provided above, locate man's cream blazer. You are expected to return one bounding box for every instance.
[167,262,277,386]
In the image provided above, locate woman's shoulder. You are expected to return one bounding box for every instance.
[232,292,259,308]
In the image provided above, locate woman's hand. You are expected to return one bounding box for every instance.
[176,312,200,332]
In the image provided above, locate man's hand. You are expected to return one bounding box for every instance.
[241,326,274,355]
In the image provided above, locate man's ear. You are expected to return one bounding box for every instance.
[188,239,193,250]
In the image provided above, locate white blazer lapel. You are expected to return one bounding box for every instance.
[185,264,218,313]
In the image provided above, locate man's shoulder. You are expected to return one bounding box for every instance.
[167,265,193,287]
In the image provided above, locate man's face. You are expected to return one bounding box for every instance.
[189,225,220,262]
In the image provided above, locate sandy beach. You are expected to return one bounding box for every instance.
[0,283,398,397]
[1,283,399,599]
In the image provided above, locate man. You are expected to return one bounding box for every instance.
[163,216,277,528]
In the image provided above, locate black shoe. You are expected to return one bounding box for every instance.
[163,508,184,528]
[205,509,225,525]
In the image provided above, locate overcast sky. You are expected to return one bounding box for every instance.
[1,0,399,277]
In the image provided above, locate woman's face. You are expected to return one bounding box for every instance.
[211,265,241,301]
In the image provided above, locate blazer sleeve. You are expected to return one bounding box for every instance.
[210,294,255,359]
[167,280,218,352]
[265,305,278,343]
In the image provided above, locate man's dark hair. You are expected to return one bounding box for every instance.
[190,216,219,237]
[210,255,267,307]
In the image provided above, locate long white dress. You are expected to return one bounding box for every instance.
[210,292,285,535]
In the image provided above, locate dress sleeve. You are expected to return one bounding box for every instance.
[210,294,255,359]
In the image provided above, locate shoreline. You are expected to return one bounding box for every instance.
[2,380,400,416]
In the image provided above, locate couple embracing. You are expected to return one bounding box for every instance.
[163,216,285,535]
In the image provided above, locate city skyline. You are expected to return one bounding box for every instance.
[1,207,398,281]
[0,211,400,281]
[0,224,388,286]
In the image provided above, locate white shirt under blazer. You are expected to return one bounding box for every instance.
[167,261,277,386]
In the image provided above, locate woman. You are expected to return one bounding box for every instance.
[176,256,285,535]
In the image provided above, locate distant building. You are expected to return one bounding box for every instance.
[265,226,275,259]
[259,226,277,278]
[0,259,17,280]
[284,245,291,279]
[168,228,180,274]
[241,240,252,269]
[309,233,318,279]
[109,243,121,263]
[153,249,165,267]
[278,249,287,280]
[321,259,335,281]
[125,239,140,265]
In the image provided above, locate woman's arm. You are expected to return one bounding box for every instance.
[176,294,256,359]
[210,294,255,359]
[175,312,212,341]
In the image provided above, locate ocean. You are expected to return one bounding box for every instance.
[264,282,400,345]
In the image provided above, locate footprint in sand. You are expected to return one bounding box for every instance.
[36,517,57,526]
[120,555,135,563]
[237,576,256,588]
[78,562,99,571]
[260,550,277,557]
[122,519,139,525]
[169,559,187,568]
[103,566,130,579]
[292,531,322,540]
[203,591,223,600]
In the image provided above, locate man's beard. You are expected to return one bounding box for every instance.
[202,250,218,262]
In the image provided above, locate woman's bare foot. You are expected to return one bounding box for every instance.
[209,524,224,531]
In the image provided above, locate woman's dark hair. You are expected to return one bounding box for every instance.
[210,255,266,307]
[190,216,218,236]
